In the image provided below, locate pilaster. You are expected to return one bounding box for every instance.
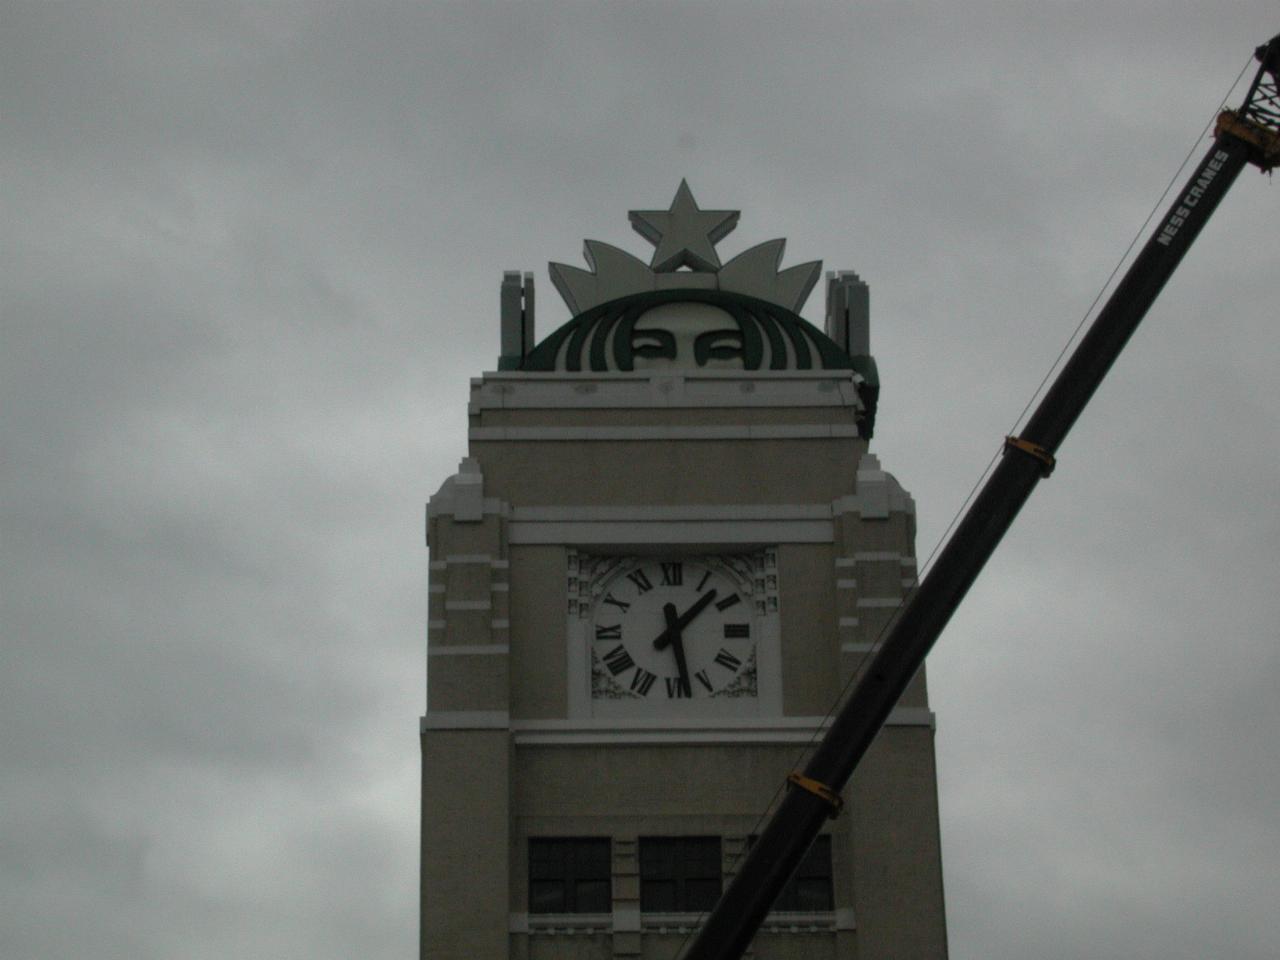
[421,458,514,960]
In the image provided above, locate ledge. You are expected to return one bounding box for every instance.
[508,710,934,744]
[420,709,935,737]
[469,369,865,415]
[509,910,849,935]
[515,912,611,935]
[470,423,861,442]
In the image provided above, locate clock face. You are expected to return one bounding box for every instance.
[588,558,757,703]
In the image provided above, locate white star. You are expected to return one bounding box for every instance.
[628,180,740,272]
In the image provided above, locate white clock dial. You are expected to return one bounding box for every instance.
[589,558,756,702]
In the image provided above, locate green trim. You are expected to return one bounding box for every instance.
[522,289,853,372]
[518,288,879,436]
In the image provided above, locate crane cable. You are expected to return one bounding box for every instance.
[668,49,1257,960]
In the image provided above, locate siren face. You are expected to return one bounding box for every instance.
[630,303,743,370]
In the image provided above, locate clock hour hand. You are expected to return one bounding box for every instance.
[653,589,718,651]
[663,603,691,696]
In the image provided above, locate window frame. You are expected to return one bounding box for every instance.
[746,833,834,912]
[638,836,723,913]
[528,837,612,914]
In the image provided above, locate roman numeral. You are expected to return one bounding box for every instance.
[660,562,683,586]
[715,593,741,611]
[602,593,630,612]
[601,644,634,676]
[595,624,622,640]
[626,569,654,593]
[694,669,713,692]
[714,649,743,671]
[723,623,750,639]
[665,676,692,698]
[630,668,656,696]
[696,570,712,591]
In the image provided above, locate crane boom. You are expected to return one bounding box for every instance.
[682,32,1280,960]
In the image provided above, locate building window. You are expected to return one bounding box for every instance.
[639,837,722,913]
[747,834,834,911]
[529,838,611,913]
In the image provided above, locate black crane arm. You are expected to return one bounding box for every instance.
[681,32,1280,960]
[1216,35,1280,172]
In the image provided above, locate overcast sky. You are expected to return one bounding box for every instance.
[3,4,1278,959]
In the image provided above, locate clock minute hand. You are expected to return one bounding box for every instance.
[653,589,718,651]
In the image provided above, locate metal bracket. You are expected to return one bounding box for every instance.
[787,773,843,817]
[1004,436,1056,477]
[1216,111,1280,172]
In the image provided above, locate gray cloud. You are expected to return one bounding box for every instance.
[3,3,1277,958]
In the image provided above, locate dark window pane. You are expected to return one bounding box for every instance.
[530,880,566,913]
[578,841,609,872]
[641,879,676,912]
[575,879,611,914]
[684,839,721,872]
[684,878,722,912]
[792,878,833,911]
[640,841,674,872]
[530,858,562,880]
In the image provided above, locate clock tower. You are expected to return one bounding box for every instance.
[421,183,947,960]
